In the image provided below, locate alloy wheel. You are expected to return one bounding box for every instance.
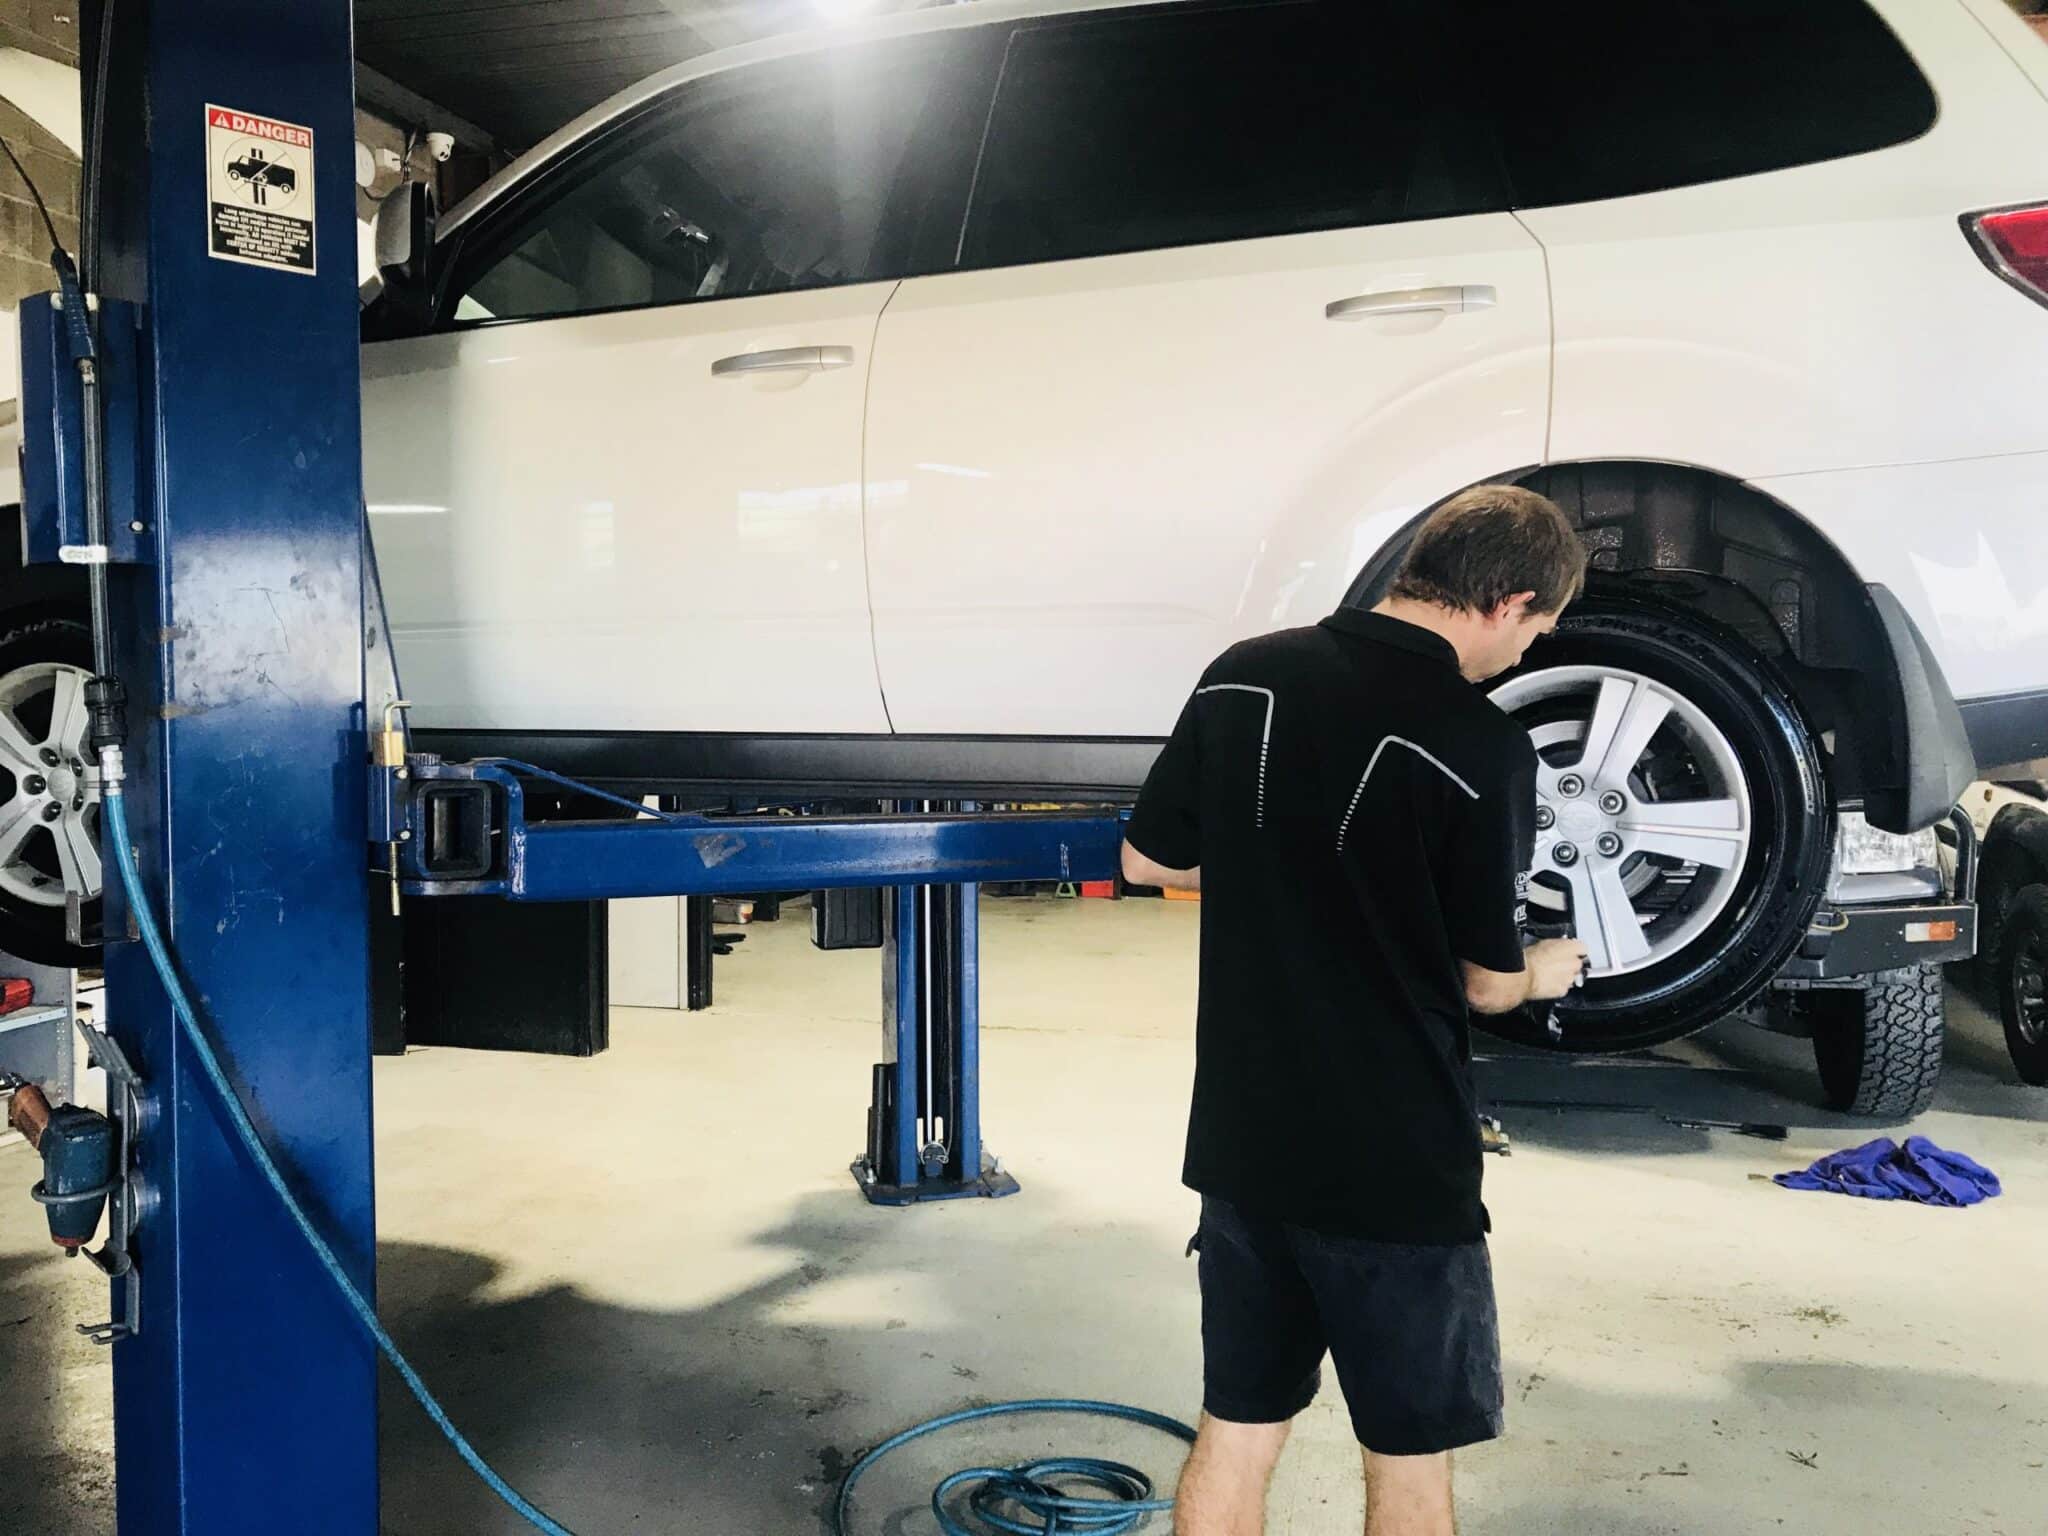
[1489,664,1753,978]
[0,661,103,908]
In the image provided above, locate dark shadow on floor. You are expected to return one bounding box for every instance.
[373,1194,2048,1536]
[375,1193,1199,1535]
[1477,972,2047,1157]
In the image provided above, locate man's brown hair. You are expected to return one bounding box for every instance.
[1388,484,1587,616]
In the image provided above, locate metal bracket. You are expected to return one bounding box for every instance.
[67,890,138,950]
[17,293,152,569]
[72,1021,144,1346]
[373,699,414,917]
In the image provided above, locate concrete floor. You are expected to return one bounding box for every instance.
[3,895,2045,1535]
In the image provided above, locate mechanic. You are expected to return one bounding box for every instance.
[1122,485,1592,1536]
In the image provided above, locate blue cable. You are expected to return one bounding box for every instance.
[475,758,685,822]
[833,1398,1196,1536]
[103,778,580,1536]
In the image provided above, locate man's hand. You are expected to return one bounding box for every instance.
[1523,938,1590,1000]
[1461,938,1590,1013]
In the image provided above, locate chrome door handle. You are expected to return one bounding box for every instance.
[1324,285,1498,321]
[709,345,856,377]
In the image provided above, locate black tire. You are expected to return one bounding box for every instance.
[1996,885,2048,1087]
[0,613,100,967]
[1969,815,2036,996]
[1481,595,1833,1052]
[1810,965,1946,1117]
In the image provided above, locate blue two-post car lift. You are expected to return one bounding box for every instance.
[373,751,1125,1203]
[7,2,1128,1529]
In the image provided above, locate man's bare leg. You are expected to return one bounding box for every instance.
[1173,1413,1291,1536]
[1362,1449,1454,1536]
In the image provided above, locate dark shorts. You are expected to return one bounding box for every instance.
[1191,1195,1504,1455]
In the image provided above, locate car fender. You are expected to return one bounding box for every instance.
[1864,584,1978,834]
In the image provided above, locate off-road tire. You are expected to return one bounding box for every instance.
[1996,885,2048,1087]
[1810,964,1946,1118]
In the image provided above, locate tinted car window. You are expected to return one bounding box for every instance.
[1469,0,1936,208]
[960,1,1507,271]
[445,34,994,325]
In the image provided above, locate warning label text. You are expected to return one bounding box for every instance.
[205,103,315,275]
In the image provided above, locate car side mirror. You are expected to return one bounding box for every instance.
[373,179,436,314]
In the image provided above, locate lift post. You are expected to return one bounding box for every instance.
[49,2,379,1529]
[857,878,1021,1204]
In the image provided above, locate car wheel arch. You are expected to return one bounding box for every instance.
[1340,458,1940,828]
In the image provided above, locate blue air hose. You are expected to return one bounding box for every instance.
[102,765,581,1536]
[108,757,1193,1536]
[833,1398,1196,1536]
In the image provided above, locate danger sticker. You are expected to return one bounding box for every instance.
[205,105,315,275]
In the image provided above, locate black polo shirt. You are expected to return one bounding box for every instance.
[1126,610,1536,1244]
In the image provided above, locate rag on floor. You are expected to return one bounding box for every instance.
[1774,1135,2000,1206]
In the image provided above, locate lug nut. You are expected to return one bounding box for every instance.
[1553,841,1580,866]
[40,803,61,823]
[22,775,44,796]
[1596,832,1624,858]
[1557,773,1586,798]
[39,748,59,768]
[1535,805,1555,830]
[1598,790,1626,816]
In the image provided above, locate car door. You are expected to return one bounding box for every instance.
[361,34,993,736]
[863,0,1550,738]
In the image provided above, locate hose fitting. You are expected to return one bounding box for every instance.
[86,675,127,758]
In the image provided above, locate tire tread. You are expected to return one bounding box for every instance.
[1815,965,1945,1118]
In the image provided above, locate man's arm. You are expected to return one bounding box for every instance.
[1124,685,1205,889]
[1440,738,1585,1010]
[1123,841,1200,892]
[1461,940,1587,1014]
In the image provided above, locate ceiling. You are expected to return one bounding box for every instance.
[356,0,930,153]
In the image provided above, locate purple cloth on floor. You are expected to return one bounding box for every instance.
[1774,1136,2001,1206]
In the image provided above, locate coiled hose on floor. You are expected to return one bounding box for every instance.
[833,1398,1196,1536]
[108,755,1194,1536]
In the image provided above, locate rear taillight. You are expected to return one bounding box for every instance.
[1965,203,2048,308]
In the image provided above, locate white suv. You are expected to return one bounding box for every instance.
[15,0,2048,1110]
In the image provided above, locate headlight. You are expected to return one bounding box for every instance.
[1832,810,1939,879]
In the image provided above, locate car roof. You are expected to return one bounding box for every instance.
[440,0,1181,241]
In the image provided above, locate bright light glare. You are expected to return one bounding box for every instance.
[813,0,883,17]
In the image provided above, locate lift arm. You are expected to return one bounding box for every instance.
[376,759,1128,902]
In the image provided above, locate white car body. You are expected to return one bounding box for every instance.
[360,0,2048,769]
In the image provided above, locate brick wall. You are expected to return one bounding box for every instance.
[0,0,78,309]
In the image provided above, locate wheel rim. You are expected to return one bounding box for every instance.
[2011,933,2047,1048]
[1489,663,1754,979]
[0,662,103,909]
